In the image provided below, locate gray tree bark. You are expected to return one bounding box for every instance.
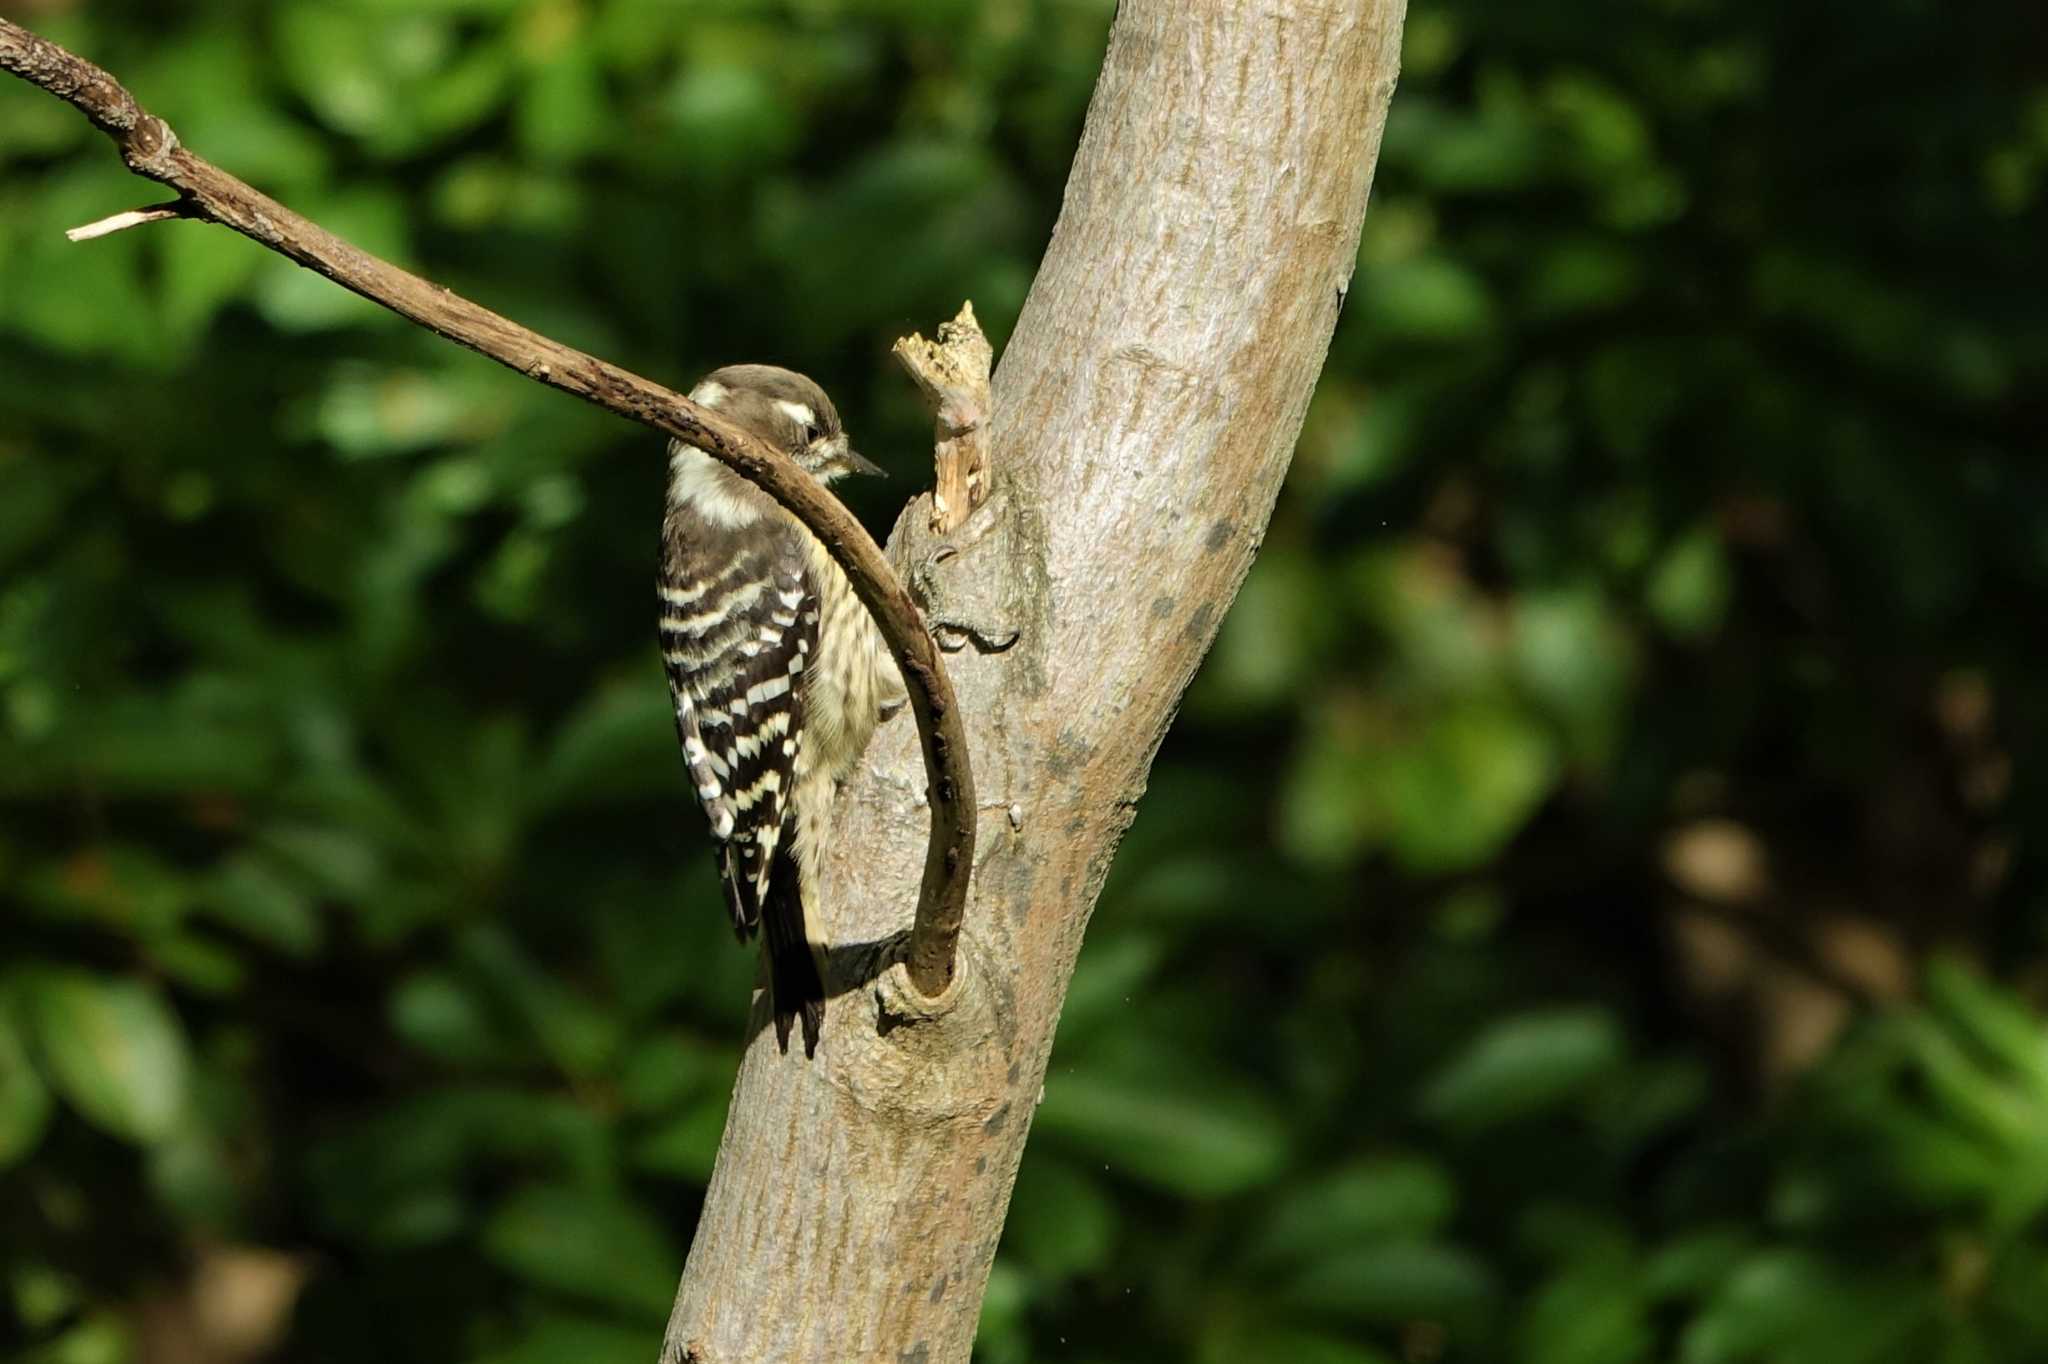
[662,2,1409,1361]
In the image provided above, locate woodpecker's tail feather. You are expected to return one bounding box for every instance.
[717,843,756,943]
[761,840,824,1057]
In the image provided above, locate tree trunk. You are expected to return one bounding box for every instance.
[661,3,1408,1360]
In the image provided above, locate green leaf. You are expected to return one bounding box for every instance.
[1036,1065,1288,1197]
[1246,1157,1458,1268]
[11,1263,85,1331]
[273,6,512,157]
[1196,548,1343,711]
[1055,933,1168,1047]
[257,823,386,903]
[664,63,799,176]
[616,1031,723,1114]
[531,682,679,813]
[389,971,523,1068]
[34,693,279,797]
[1280,1241,1497,1325]
[0,1005,53,1167]
[148,933,247,996]
[1385,98,1546,193]
[976,1261,1032,1364]
[630,1099,729,1185]
[147,1125,243,1228]
[3,165,160,362]
[157,223,264,343]
[1368,699,1561,874]
[14,1311,131,1364]
[457,926,624,1079]
[26,971,191,1144]
[480,1184,681,1318]
[768,141,1027,345]
[1512,587,1634,765]
[1679,1251,1937,1364]
[202,852,325,959]
[1521,1252,1655,1364]
[1003,1155,1117,1278]
[515,43,609,165]
[307,1088,611,1246]
[1355,254,1498,343]
[1645,527,1730,641]
[1924,958,2048,1093]
[1643,1227,1754,1299]
[1422,1008,1625,1132]
[470,1315,655,1364]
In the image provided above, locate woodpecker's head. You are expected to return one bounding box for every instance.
[689,365,884,484]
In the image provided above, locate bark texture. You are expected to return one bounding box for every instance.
[663,3,1408,1360]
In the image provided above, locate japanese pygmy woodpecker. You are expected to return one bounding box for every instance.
[657,365,905,1056]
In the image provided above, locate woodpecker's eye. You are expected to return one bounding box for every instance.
[802,422,821,445]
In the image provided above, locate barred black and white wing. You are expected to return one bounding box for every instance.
[658,524,815,930]
[658,517,825,1052]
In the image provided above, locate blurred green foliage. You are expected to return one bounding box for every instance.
[2,0,2045,1361]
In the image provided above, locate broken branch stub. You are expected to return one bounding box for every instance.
[893,301,994,535]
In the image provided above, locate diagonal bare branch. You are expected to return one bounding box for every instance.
[0,16,975,1000]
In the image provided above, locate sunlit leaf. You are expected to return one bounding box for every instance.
[1646,527,1730,641]
[1354,254,1497,343]
[26,972,191,1144]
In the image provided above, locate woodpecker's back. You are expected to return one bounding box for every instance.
[657,366,902,1055]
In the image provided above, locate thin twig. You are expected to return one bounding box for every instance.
[66,200,188,241]
[0,16,976,998]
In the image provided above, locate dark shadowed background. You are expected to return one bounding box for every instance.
[3,1,2046,1361]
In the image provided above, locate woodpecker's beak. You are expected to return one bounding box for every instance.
[842,448,887,478]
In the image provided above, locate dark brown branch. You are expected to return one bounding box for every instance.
[0,16,975,991]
